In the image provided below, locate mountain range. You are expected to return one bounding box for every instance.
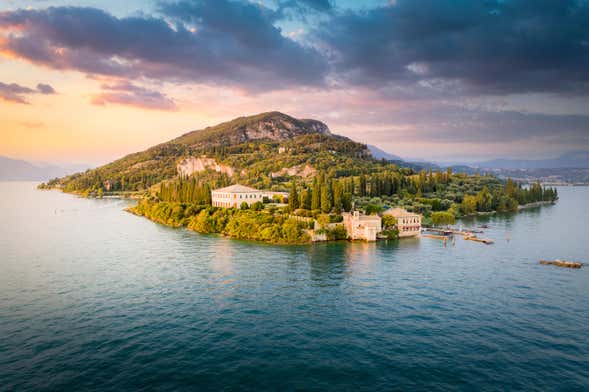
[0,156,89,181]
[465,151,589,170]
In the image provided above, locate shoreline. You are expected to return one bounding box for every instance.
[517,200,555,210]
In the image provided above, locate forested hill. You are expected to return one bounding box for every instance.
[40,111,374,194]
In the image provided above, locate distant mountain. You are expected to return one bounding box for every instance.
[367,145,401,161]
[0,156,88,181]
[473,151,589,169]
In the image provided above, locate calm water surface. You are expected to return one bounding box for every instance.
[1,182,588,391]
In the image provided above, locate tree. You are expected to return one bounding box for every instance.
[476,186,493,212]
[320,184,332,213]
[382,215,397,229]
[342,192,352,212]
[364,204,382,215]
[288,181,299,212]
[240,202,249,210]
[311,178,321,210]
[431,211,456,226]
[251,201,264,211]
[461,195,477,214]
[298,189,312,210]
[332,180,343,214]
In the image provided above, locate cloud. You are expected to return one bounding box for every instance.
[0,81,56,104]
[36,83,55,94]
[91,81,177,111]
[315,0,589,95]
[0,3,329,91]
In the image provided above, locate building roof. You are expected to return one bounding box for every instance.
[384,208,420,218]
[212,184,261,193]
[344,212,381,222]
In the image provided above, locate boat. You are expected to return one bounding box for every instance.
[463,234,494,244]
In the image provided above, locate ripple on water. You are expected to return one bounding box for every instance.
[0,183,588,390]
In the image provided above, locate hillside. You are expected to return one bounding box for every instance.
[42,112,375,194]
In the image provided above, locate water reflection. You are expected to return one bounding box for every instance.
[306,243,349,285]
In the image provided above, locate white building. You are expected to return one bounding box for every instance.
[384,208,421,237]
[342,211,382,242]
[211,184,264,208]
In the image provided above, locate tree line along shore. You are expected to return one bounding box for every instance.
[121,172,557,245]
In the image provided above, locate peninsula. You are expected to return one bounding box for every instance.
[40,112,558,244]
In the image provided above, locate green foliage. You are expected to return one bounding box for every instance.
[133,201,310,244]
[288,181,299,211]
[320,184,332,213]
[364,204,383,215]
[158,177,211,204]
[251,201,264,211]
[325,225,348,241]
[382,215,397,229]
[381,228,399,240]
[431,211,456,226]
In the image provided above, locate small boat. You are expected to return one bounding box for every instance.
[539,259,583,269]
[463,234,494,244]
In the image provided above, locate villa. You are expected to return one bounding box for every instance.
[211,184,264,208]
[384,208,421,237]
[342,211,382,242]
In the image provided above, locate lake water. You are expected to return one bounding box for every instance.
[1,182,588,391]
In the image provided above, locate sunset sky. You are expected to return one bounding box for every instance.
[1,0,588,166]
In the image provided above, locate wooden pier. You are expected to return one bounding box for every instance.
[423,227,494,245]
[423,234,450,240]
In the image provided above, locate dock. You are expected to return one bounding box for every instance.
[424,227,494,244]
[540,260,583,269]
[423,234,450,240]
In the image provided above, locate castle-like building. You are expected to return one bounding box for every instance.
[342,211,382,242]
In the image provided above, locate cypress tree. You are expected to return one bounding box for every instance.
[288,181,299,212]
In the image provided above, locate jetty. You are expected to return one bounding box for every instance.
[539,260,583,269]
[423,233,450,240]
[425,227,483,236]
[423,227,494,245]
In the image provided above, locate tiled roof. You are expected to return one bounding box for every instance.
[384,208,419,217]
[212,184,261,193]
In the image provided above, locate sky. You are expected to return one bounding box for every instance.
[1,0,588,166]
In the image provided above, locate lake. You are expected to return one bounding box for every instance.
[1,182,588,391]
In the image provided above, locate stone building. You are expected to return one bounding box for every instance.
[211,184,264,208]
[342,211,382,241]
[384,208,421,237]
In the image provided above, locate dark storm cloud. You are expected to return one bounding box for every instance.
[0,81,56,104]
[91,82,177,111]
[0,2,329,90]
[316,0,589,95]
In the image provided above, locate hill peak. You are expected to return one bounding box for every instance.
[172,111,331,147]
